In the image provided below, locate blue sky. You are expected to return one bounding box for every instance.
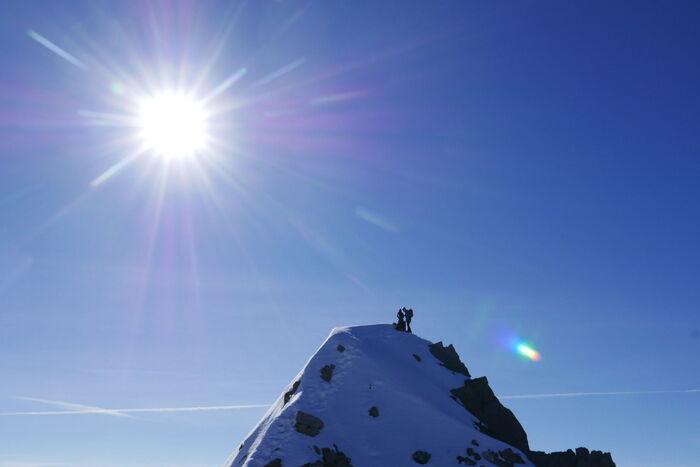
[1,1,699,466]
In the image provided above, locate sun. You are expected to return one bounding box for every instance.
[137,92,209,160]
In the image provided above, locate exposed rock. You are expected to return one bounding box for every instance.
[412,353,422,362]
[283,380,300,405]
[412,451,431,464]
[457,456,477,465]
[337,344,345,352]
[467,447,480,460]
[294,411,324,437]
[302,445,353,467]
[499,448,525,464]
[368,406,379,417]
[527,447,615,467]
[471,440,479,447]
[482,449,512,467]
[428,342,471,376]
[450,377,529,453]
[320,364,336,382]
[263,459,282,467]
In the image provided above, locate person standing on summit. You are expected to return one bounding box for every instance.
[395,308,406,331]
[405,308,414,333]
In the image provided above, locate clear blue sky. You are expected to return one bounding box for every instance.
[1,1,699,466]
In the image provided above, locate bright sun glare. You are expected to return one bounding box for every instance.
[137,92,209,159]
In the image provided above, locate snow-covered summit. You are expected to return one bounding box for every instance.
[223,324,614,467]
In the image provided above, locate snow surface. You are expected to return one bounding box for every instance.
[224,324,534,466]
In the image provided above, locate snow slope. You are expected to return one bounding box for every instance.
[223,324,534,467]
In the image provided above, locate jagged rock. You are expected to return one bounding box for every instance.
[471,440,479,446]
[368,406,379,417]
[467,447,480,460]
[321,365,335,382]
[337,344,345,352]
[428,342,471,376]
[263,459,282,467]
[412,451,431,464]
[283,380,300,405]
[320,364,336,382]
[294,411,324,437]
[413,353,422,362]
[313,446,321,454]
[499,448,524,464]
[302,445,353,467]
[457,456,477,465]
[482,449,512,467]
[527,447,615,467]
[450,377,529,453]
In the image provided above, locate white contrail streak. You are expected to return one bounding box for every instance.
[499,389,700,400]
[27,30,87,70]
[13,396,130,418]
[0,404,269,416]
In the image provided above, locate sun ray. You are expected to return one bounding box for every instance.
[27,29,87,70]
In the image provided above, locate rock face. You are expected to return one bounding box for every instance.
[283,380,300,405]
[528,448,615,467]
[428,341,471,376]
[302,445,353,467]
[412,450,431,464]
[320,364,336,382]
[295,411,324,437]
[223,324,615,467]
[450,376,529,453]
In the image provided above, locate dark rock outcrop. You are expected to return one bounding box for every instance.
[283,380,300,405]
[302,445,353,467]
[337,344,345,352]
[456,455,477,465]
[412,353,422,362]
[528,447,615,467]
[428,342,471,376]
[483,448,513,467]
[411,451,431,464]
[320,364,336,382]
[294,411,324,437]
[450,377,529,453]
[499,448,525,464]
[368,406,379,417]
[263,459,282,467]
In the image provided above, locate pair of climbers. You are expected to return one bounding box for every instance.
[394,306,414,333]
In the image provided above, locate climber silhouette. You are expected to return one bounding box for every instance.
[395,308,406,332]
[405,307,413,333]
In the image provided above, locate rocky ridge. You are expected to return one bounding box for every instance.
[224,324,615,467]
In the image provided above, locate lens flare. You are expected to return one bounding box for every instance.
[516,343,541,361]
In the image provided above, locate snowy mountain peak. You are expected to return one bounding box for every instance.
[224,324,615,467]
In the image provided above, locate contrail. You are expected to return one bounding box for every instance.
[499,389,700,400]
[355,207,399,233]
[0,404,269,416]
[13,396,130,418]
[27,30,87,70]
